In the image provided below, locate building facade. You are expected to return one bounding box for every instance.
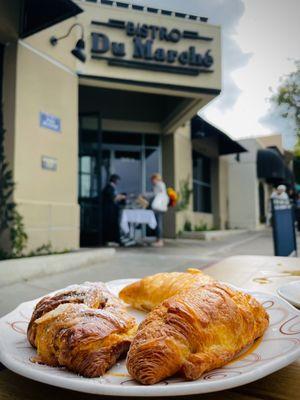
[0,0,245,251]
[227,134,294,230]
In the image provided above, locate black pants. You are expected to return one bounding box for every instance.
[296,209,300,232]
[154,212,163,240]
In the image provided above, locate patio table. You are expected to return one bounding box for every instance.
[120,209,157,235]
[1,255,299,399]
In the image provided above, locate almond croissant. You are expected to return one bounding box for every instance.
[119,268,214,311]
[28,282,119,347]
[33,302,137,377]
[127,283,269,385]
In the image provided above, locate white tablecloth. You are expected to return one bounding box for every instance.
[120,209,157,234]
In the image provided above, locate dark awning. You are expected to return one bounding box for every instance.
[257,148,285,181]
[191,116,247,155]
[20,0,83,38]
[257,148,286,183]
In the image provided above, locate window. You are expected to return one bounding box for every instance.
[192,151,212,213]
[100,133,161,194]
[145,148,160,191]
[114,150,142,195]
[79,156,98,198]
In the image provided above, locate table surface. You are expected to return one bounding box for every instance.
[120,209,157,234]
[1,255,300,400]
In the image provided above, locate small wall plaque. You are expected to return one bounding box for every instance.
[40,112,61,132]
[41,156,57,171]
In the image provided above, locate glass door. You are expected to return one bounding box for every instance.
[101,133,161,196]
[78,113,102,246]
[113,150,142,195]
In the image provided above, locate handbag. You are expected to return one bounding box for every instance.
[151,192,169,212]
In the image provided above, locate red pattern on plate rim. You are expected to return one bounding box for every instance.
[280,315,300,335]
[2,293,300,389]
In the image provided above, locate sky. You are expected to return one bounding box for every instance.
[126,0,300,149]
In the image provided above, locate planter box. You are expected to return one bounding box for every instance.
[180,229,248,241]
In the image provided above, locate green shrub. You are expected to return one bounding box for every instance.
[183,220,192,231]
[177,178,193,211]
[194,222,208,231]
[0,103,28,259]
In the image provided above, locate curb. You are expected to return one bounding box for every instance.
[0,248,115,288]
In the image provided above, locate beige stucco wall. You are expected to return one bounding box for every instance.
[227,136,286,230]
[173,122,193,235]
[162,134,176,238]
[227,139,261,230]
[163,121,221,236]
[10,42,79,251]
[174,122,193,198]
[2,2,222,248]
[176,211,214,233]
[258,134,284,153]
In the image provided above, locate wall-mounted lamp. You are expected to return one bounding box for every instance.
[50,23,86,63]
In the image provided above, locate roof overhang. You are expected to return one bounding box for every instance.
[20,0,83,38]
[0,0,82,43]
[191,116,247,155]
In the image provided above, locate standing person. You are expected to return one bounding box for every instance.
[268,185,289,225]
[296,193,300,232]
[288,188,296,203]
[270,185,289,200]
[102,174,126,246]
[149,173,168,247]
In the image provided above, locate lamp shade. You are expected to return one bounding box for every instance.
[71,38,86,62]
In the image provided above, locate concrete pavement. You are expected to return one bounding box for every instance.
[0,229,298,316]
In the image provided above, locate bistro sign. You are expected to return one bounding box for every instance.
[91,19,214,76]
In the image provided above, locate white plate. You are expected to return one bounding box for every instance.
[277,280,300,308]
[0,279,300,397]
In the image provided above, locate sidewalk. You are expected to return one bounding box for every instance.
[0,229,298,316]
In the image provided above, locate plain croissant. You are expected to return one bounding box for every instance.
[127,282,269,385]
[119,268,214,311]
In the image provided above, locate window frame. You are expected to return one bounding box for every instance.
[192,150,212,213]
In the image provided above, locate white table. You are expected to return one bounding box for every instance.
[2,256,299,399]
[120,209,157,237]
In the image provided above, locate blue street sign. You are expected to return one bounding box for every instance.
[39,112,61,132]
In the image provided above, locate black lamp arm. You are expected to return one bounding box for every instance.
[51,23,84,44]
